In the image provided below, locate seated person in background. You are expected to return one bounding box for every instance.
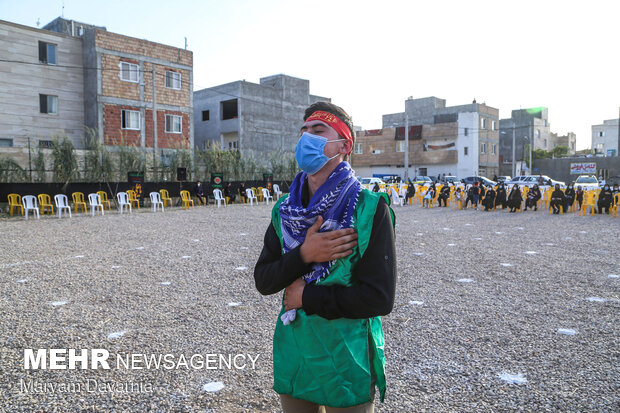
[524,184,541,211]
[482,186,496,211]
[550,184,565,214]
[194,181,208,205]
[454,187,463,207]
[495,183,507,209]
[239,182,247,203]
[597,184,613,214]
[422,186,435,207]
[224,182,236,204]
[437,185,450,207]
[507,185,523,213]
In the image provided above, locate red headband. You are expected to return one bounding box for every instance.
[305,111,353,143]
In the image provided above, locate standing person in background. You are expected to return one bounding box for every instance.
[597,184,613,214]
[495,183,507,209]
[575,186,584,210]
[254,102,396,412]
[507,184,523,213]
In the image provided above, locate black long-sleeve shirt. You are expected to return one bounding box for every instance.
[254,190,396,320]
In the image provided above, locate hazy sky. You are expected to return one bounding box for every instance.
[2,0,618,149]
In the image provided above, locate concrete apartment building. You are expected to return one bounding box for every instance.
[0,17,193,170]
[498,108,576,176]
[592,119,619,156]
[193,74,328,158]
[0,19,85,165]
[359,97,499,179]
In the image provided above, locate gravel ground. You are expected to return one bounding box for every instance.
[0,201,618,412]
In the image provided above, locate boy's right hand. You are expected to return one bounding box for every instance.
[300,216,358,264]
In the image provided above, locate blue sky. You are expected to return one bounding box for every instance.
[2,0,619,149]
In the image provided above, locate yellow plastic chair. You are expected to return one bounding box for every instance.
[159,189,172,207]
[96,191,111,210]
[126,190,140,209]
[612,193,620,218]
[72,192,87,213]
[37,194,54,215]
[180,190,194,210]
[8,193,23,216]
[256,187,264,202]
[580,192,597,216]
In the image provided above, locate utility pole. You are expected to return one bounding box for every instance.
[152,66,158,177]
[617,106,619,156]
[404,113,409,182]
[27,137,32,182]
[511,123,516,177]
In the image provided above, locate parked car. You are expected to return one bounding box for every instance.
[496,175,511,183]
[507,175,565,188]
[411,176,433,185]
[442,175,459,184]
[462,176,497,187]
[360,177,385,190]
[573,175,600,190]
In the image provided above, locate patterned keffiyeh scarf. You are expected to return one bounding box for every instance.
[279,162,362,324]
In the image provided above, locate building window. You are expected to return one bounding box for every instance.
[39,94,58,114]
[0,138,13,147]
[228,141,238,151]
[492,121,497,131]
[371,149,382,154]
[39,140,53,148]
[120,62,139,82]
[165,114,182,133]
[480,143,486,154]
[536,129,541,139]
[492,144,497,154]
[464,127,468,136]
[543,138,547,148]
[481,118,487,129]
[165,71,181,90]
[202,110,210,121]
[396,141,405,152]
[418,168,427,176]
[354,143,363,154]
[38,41,57,64]
[598,131,605,137]
[221,99,238,120]
[121,110,140,130]
[464,146,468,155]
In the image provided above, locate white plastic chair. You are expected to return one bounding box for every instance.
[149,192,164,212]
[273,184,283,200]
[262,188,274,205]
[389,187,404,207]
[54,194,72,218]
[246,188,257,206]
[88,193,104,216]
[22,195,40,220]
[117,192,132,214]
[213,189,227,208]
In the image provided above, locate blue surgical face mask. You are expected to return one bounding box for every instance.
[295,132,346,175]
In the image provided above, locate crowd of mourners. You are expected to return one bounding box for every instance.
[374,179,620,215]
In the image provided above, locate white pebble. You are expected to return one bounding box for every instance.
[131,247,145,250]
[416,233,424,236]
[457,278,474,283]
[586,297,607,302]
[413,253,424,256]
[608,274,619,279]
[108,331,126,339]
[74,255,84,258]
[524,251,538,255]
[193,239,200,242]
[409,300,424,306]
[442,227,450,231]
[235,266,248,271]
[16,279,27,283]
[500,263,513,267]
[239,233,247,236]
[228,302,242,307]
[447,243,456,247]
[557,328,577,336]
[542,243,554,246]
[50,301,69,306]
[474,238,482,241]
[111,265,121,269]
[579,231,587,234]
[515,227,524,230]
[499,372,527,385]
[181,256,191,259]
[464,223,472,226]
[240,247,249,250]
[160,282,171,286]
[202,381,225,392]
[495,232,503,235]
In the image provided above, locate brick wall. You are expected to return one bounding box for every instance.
[101,54,140,100]
[145,109,190,149]
[103,104,141,146]
[143,62,190,107]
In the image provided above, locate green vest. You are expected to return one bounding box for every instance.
[271,189,395,408]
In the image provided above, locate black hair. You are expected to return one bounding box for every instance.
[304,101,356,142]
